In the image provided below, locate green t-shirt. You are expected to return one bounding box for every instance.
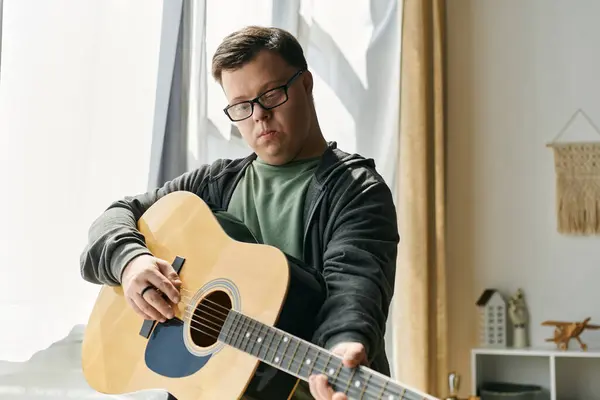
[227,156,320,400]
[227,156,321,260]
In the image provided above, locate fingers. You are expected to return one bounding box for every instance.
[309,375,333,400]
[126,296,153,320]
[156,258,182,286]
[126,273,177,321]
[332,342,367,368]
[341,346,365,368]
[308,343,366,399]
[121,255,183,322]
[140,287,175,320]
[147,270,180,304]
[132,291,167,322]
[308,374,348,400]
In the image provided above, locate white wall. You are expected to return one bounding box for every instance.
[447,0,600,394]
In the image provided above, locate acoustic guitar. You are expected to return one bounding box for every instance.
[81,191,438,400]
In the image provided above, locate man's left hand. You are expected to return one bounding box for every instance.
[308,342,367,400]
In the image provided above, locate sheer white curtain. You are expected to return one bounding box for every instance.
[0,0,182,363]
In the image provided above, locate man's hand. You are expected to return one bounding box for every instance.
[121,254,181,322]
[308,342,367,400]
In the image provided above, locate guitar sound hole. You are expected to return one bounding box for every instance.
[190,290,232,348]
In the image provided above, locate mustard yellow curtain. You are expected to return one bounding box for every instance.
[393,0,448,397]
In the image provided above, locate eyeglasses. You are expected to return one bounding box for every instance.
[223,69,305,122]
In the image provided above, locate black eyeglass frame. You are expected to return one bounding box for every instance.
[223,69,305,122]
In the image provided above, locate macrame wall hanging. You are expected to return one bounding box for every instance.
[547,109,600,235]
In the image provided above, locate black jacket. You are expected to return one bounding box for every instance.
[80,142,399,376]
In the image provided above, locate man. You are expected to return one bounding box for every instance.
[80,25,398,400]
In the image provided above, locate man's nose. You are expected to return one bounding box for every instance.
[253,103,271,122]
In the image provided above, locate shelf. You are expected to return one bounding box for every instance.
[555,357,600,400]
[472,346,600,358]
[472,347,600,400]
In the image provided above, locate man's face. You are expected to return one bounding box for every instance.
[221,50,313,165]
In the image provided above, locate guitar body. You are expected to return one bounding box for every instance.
[82,191,326,400]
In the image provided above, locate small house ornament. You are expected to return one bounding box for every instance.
[476,289,507,347]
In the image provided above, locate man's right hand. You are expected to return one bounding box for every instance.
[121,254,182,322]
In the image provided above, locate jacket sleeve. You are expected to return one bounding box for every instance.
[79,167,212,286]
[312,175,399,363]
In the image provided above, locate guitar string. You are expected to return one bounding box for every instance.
[160,288,427,400]
[144,285,428,400]
[181,304,421,400]
[154,289,423,400]
[159,286,415,398]
[181,324,403,400]
[141,288,406,400]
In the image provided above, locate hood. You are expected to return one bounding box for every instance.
[314,142,377,189]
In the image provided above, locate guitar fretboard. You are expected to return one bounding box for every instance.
[217,310,435,400]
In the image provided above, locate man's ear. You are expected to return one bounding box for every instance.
[302,70,314,95]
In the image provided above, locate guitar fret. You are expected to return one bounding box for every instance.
[262,325,275,361]
[271,330,284,365]
[296,342,310,373]
[260,324,270,359]
[239,316,251,352]
[347,368,366,399]
[287,338,301,370]
[232,312,243,348]
[303,346,318,377]
[241,317,253,355]
[344,368,357,394]
[227,312,242,349]
[328,359,366,396]
[249,319,260,356]
[334,361,343,380]
[253,322,265,358]
[218,311,231,343]
[308,348,317,375]
[346,367,373,398]
[279,333,292,367]
[312,355,342,392]
[358,370,370,399]
[378,377,389,399]
[377,377,408,400]
[322,352,332,375]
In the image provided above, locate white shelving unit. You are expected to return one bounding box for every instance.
[471,346,600,400]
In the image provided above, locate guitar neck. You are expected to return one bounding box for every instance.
[218,310,435,400]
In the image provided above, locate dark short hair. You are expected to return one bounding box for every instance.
[211,26,308,84]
